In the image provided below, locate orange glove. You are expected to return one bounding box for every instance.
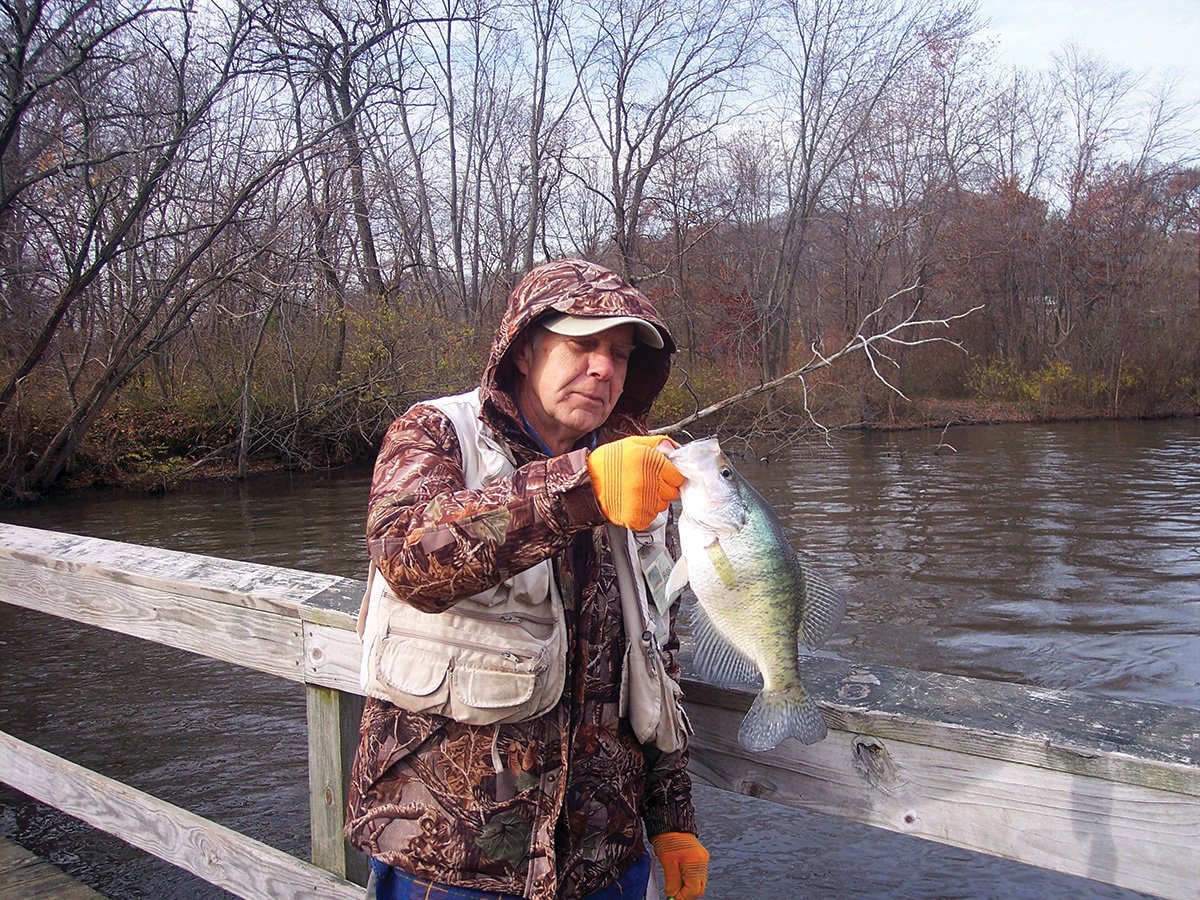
[587,435,683,531]
[651,831,709,900]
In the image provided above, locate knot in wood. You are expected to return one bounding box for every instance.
[738,777,776,799]
[852,735,899,793]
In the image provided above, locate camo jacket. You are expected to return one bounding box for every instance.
[345,260,696,899]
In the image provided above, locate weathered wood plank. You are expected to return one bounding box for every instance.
[0,730,360,900]
[683,658,1200,798]
[306,606,1200,799]
[0,836,106,899]
[0,523,342,615]
[306,685,369,886]
[684,698,1200,900]
[300,579,367,629]
[0,552,305,682]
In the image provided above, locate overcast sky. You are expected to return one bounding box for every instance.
[973,0,1200,137]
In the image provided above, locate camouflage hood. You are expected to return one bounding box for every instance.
[480,259,675,450]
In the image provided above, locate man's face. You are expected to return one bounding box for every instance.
[514,324,635,454]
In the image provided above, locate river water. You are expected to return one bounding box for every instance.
[2,419,1198,898]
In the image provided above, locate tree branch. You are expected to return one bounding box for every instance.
[654,286,983,436]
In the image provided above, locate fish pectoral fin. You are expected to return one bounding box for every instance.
[795,557,848,649]
[704,538,737,588]
[665,555,689,602]
[688,601,762,689]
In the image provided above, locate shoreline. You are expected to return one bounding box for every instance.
[849,397,1200,432]
[24,400,1193,504]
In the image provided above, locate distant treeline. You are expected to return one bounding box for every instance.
[1,0,1197,499]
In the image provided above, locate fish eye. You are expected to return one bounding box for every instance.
[719,467,732,479]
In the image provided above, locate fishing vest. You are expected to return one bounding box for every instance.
[359,388,689,751]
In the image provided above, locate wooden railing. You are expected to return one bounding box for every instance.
[1,523,1197,899]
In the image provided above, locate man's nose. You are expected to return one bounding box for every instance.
[588,350,616,379]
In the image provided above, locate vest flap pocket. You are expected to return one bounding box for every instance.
[467,560,551,609]
[377,641,450,697]
[452,664,538,710]
[509,562,550,606]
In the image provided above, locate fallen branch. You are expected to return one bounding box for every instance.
[654,290,983,437]
[933,421,957,455]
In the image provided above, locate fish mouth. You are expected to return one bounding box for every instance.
[666,438,717,465]
[680,506,745,535]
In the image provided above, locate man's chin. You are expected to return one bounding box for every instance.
[559,410,608,441]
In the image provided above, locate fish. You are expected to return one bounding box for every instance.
[665,438,846,752]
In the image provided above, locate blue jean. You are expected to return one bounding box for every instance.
[369,849,652,899]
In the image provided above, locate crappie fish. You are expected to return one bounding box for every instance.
[666,438,846,751]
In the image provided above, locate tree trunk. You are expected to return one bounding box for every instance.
[330,78,383,299]
[238,302,276,480]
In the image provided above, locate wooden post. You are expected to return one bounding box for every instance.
[306,684,368,886]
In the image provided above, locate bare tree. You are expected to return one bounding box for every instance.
[748,0,974,379]
[519,0,575,272]
[834,20,992,357]
[981,67,1059,195]
[564,0,757,279]
[0,0,149,221]
[257,0,397,300]
[380,21,452,307]
[1052,47,1154,401]
[0,1,365,491]
[0,0,256,424]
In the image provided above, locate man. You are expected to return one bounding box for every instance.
[347,259,709,900]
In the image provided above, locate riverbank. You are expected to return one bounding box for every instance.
[6,306,1198,504]
[863,396,1200,431]
[32,395,1194,502]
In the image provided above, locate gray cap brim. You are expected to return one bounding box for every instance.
[540,313,665,349]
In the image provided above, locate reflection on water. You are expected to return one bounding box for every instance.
[739,419,1200,710]
[4,420,1198,898]
[0,606,307,898]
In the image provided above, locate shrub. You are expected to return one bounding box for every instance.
[967,358,1081,414]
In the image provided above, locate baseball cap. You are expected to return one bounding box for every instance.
[540,313,665,349]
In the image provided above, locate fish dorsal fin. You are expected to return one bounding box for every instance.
[688,601,761,688]
[665,555,689,603]
[796,557,847,649]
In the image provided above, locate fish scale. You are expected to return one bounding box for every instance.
[693,530,800,689]
[666,438,847,751]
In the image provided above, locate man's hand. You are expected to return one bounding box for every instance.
[651,831,709,899]
[587,435,683,531]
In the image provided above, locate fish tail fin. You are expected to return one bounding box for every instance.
[738,686,827,751]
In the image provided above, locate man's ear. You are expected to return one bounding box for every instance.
[512,333,534,377]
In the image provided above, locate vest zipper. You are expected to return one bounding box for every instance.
[453,606,556,629]
[385,625,536,664]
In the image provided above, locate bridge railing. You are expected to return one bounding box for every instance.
[1,523,1196,899]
